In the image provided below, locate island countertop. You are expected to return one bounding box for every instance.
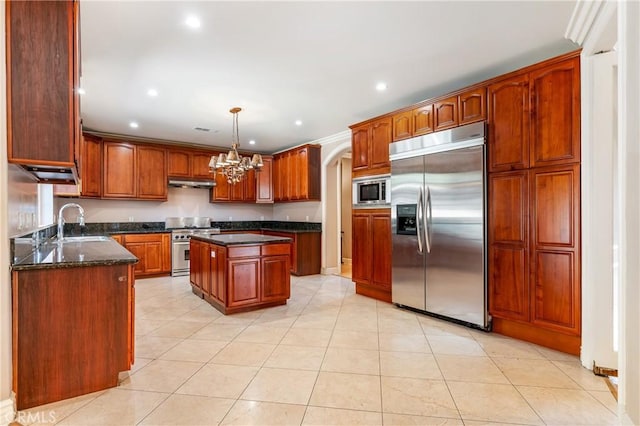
[191,233,292,246]
[11,238,138,271]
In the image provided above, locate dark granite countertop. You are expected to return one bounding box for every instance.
[192,233,292,246]
[212,221,321,233]
[12,238,138,271]
[64,222,169,235]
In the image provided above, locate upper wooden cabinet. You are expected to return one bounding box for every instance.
[167,149,215,180]
[256,156,274,203]
[79,134,102,197]
[390,88,485,143]
[529,58,581,168]
[488,56,580,172]
[351,117,392,177]
[6,0,80,181]
[211,167,256,203]
[102,141,167,200]
[273,145,321,202]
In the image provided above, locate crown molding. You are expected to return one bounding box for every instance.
[565,0,606,45]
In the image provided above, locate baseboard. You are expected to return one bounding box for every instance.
[492,317,581,355]
[322,267,338,275]
[0,396,15,426]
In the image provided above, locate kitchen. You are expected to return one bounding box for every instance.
[2,1,640,425]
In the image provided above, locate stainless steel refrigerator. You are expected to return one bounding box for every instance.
[390,121,488,330]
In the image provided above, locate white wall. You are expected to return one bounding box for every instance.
[55,186,274,223]
[272,202,321,222]
[340,157,352,260]
[7,165,39,237]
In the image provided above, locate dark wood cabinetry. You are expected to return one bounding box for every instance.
[392,111,413,141]
[102,141,167,200]
[261,231,321,276]
[488,53,581,355]
[12,263,135,409]
[256,156,274,203]
[352,209,391,302]
[167,149,216,180]
[433,96,459,131]
[413,104,434,136]
[211,169,256,202]
[459,88,486,125]
[351,117,392,178]
[114,233,171,278]
[79,134,103,197]
[273,145,321,202]
[190,239,291,314]
[7,0,80,182]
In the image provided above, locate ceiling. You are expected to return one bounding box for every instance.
[79,1,579,154]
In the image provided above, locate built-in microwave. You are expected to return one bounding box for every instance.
[352,175,391,208]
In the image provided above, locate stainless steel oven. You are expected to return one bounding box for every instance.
[166,217,220,277]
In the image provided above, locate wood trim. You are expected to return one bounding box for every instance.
[355,282,392,303]
[492,317,581,355]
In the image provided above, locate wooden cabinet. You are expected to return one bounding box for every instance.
[488,74,530,172]
[137,146,168,200]
[459,87,486,125]
[352,209,391,302]
[103,142,136,198]
[261,231,321,276]
[256,156,274,203]
[434,95,459,131]
[192,153,215,179]
[211,168,256,202]
[167,149,216,180]
[79,134,103,197]
[529,58,581,168]
[273,145,321,202]
[488,57,580,172]
[190,239,291,314]
[413,104,434,136]
[12,263,135,409]
[7,0,80,182]
[392,111,413,141]
[115,233,171,278]
[102,141,167,200]
[350,117,392,178]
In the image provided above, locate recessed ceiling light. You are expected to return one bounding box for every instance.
[147,89,158,97]
[77,87,85,95]
[295,120,303,126]
[249,140,256,145]
[185,16,201,29]
[376,82,388,91]
[129,122,139,128]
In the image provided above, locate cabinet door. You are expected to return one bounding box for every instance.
[103,142,136,198]
[256,157,274,203]
[192,153,215,179]
[209,245,226,302]
[143,240,163,274]
[161,234,172,273]
[530,164,580,335]
[230,178,245,201]
[370,118,392,171]
[297,147,310,199]
[352,213,372,285]
[199,242,212,296]
[244,168,257,201]
[488,171,529,321]
[190,239,202,290]
[227,259,260,307]
[261,255,290,302]
[392,111,413,141]
[7,0,77,166]
[125,242,146,275]
[459,87,486,125]
[530,57,581,167]
[168,150,191,177]
[413,104,434,136]
[434,96,458,131]
[280,152,292,201]
[488,74,530,172]
[371,212,391,289]
[137,146,167,200]
[351,125,370,173]
[272,155,281,202]
[80,135,102,198]
[212,172,231,201]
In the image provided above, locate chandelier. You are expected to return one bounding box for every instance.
[209,107,263,184]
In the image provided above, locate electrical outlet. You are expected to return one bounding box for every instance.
[305,215,309,222]
[229,216,233,221]
[128,216,134,222]
[260,216,264,221]
[286,215,290,221]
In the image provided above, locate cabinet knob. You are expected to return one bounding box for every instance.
[118,276,127,282]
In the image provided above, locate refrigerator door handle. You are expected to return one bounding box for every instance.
[425,186,433,253]
[416,187,424,254]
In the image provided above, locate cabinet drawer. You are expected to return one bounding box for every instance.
[262,243,291,256]
[123,234,165,244]
[228,245,261,258]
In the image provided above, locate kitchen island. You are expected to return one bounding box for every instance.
[190,233,292,314]
[11,237,138,410]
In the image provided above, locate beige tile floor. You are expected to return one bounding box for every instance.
[17,274,618,425]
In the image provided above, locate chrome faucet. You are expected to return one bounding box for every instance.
[57,203,85,241]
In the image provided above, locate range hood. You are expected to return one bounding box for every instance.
[168,179,216,189]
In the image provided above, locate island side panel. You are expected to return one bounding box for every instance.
[12,264,132,410]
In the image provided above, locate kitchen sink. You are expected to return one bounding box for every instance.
[57,236,111,243]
